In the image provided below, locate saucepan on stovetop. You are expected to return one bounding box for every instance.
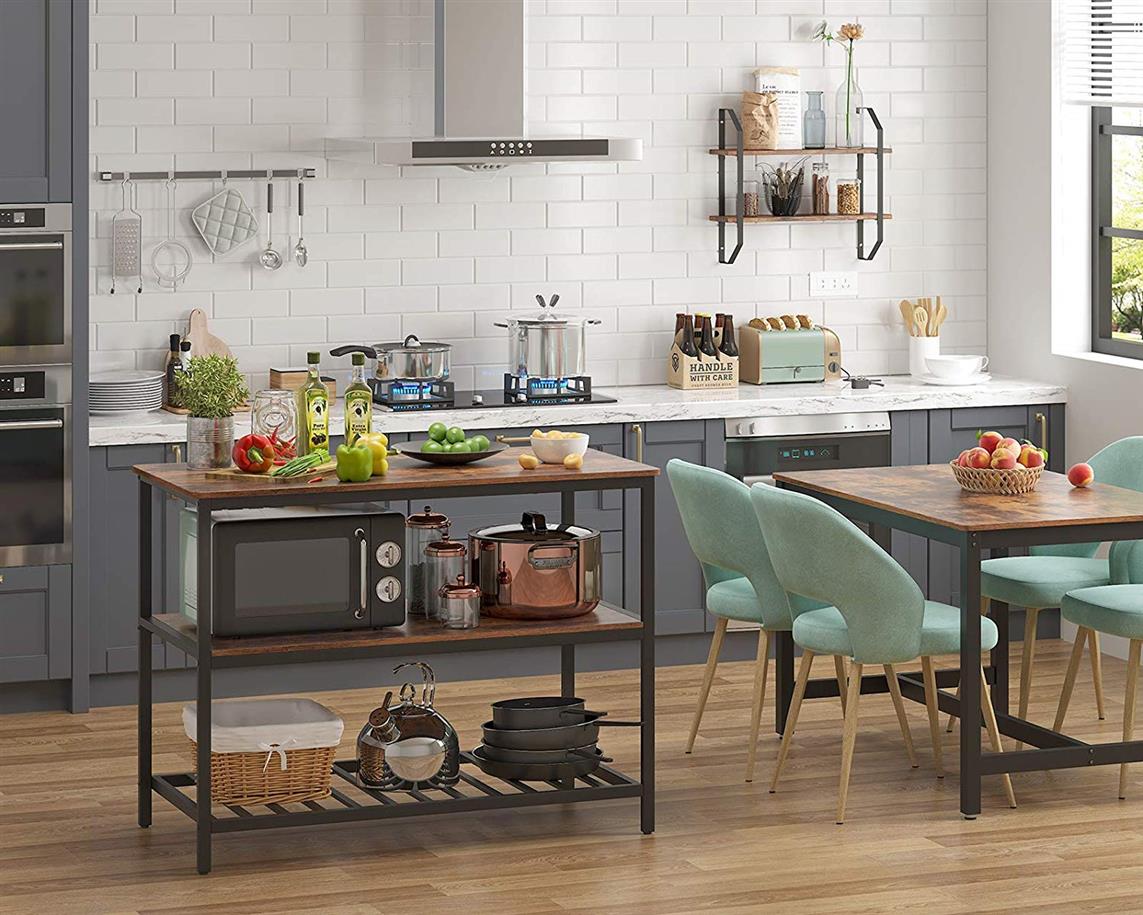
[330,335,451,381]
[493,294,601,379]
[470,512,602,620]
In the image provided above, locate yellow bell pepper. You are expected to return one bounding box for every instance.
[356,432,390,476]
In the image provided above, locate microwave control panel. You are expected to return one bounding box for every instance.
[0,207,46,228]
[0,371,45,400]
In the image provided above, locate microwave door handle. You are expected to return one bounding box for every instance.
[0,418,64,430]
[0,241,64,250]
[357,528,367,614]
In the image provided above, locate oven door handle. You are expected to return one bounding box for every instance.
[0,240,64,251]
[357,528,368,614]
[0,418,64,430]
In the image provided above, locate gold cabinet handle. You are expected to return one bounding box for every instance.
[172,443,182,463]
[495,435,531,444]
[1034,412,1047,452]
[632,423,644,464]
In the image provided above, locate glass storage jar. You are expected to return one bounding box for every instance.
[251,389,299,460]
[836,176,861,215]
[811,161,830,215]
[803,91,826,148]
[406,506,449,618]
[743,178,761,217]
[439,574,481,629]
[423,528,466,622]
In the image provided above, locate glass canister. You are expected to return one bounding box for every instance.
[406,506,449,618]
[812,161,830,215]
[423,528,466,622]
[803,90,826,148]
[251,389,299,460]
[439,574,480,629]
[836,176,861,215]
[743,177,761,217]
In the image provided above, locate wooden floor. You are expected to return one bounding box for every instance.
[4,640,1143,914]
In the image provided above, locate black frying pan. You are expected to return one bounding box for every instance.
[481,717,639,751]
[491,697,606,730]
[470,745,606,782]
[479,742,612,765]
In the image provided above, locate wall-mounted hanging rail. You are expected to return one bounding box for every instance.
[97,168,318,182]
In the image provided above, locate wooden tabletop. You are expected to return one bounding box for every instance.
[133,447,658,502]
[774,464,1143,532]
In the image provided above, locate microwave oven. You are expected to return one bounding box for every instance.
[180,506,406,637]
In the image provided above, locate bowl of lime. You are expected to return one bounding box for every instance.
[396,422,505,466]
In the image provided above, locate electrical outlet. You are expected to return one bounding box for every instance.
[809,271,857,298]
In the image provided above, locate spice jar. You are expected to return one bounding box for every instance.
[406,506,449,617]
[439,574,481,629]
[836,176,861,215]
[811,161,830,215]
[743,178,761,217]
[423,527,467,622]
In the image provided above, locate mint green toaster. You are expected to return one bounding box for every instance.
[739,322,842,385]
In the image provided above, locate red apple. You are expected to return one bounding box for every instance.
[997,437,1022,455]
[991,450,1018,470]
[978,431,1003,454]
[1067,462,1095,487]
[1018,445,1044,469]
[966,447,992,469]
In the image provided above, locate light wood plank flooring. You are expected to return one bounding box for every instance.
[3,640,1143,915]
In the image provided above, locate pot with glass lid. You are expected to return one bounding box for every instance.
[330,335,451,381]
[493,294,601,379]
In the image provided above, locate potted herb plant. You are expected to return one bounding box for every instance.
[177,354,249,469]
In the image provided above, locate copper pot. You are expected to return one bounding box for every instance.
[469,512,602,620]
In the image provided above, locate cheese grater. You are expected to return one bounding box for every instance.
[110,178,142,294]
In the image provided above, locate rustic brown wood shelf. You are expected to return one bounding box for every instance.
[709,212,892,224]
[709,145,892,156]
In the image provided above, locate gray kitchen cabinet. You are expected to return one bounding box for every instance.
[0,0,73,202]
[0,565,70,683]
[622,420,725,636]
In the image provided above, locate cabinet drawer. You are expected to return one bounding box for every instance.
[0,565,48,593]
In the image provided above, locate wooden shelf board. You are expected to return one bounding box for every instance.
[709,146,891,157]
[708,212,891,224]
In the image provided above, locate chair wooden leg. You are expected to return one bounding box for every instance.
[837,660,864,824]
[947,596,990,732]
[745,628,772,783]
[1121,639,1142,799]
[685,616,727,754]
[883,663,919,768]
[1090,629,1107,720]
[980,666,1017,808]
[1053,627,1089,733]
[1012,607,1041,750]
[834,654,848,715]
[921,656,944,778]
[770,649,814,794]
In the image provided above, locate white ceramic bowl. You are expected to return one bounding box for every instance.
[925,354,988,379]
[530,432,590,464]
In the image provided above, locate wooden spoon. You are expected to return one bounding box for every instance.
[931,297,947,336]
[899,299,916,336]
[913,306,929,338]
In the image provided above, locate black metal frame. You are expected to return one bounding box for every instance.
[138,474,656,874]
[774,478,1143,819]
[1091,106,1143,361]
[716,108,745,265]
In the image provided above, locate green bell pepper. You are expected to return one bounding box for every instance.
[336,441,373,483]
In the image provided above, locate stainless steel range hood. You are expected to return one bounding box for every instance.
[325,0,641,171]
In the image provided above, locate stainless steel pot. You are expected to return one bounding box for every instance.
[494,295,600,379]
[330,335,451,381]
[469,511,602,620]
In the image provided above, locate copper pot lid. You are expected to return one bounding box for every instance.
[425,532,466,556]
[473,511,595,544]
[440,573,481,599]
[407,505,448,528]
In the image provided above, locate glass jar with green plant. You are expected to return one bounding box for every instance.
[176,355,249,469]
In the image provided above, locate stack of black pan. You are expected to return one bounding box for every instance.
[470,697,637,782]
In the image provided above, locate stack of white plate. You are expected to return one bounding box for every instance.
[89,370,165,414]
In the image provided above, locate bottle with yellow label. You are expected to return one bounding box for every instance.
[297,351,329,456]
[344,351,373,444]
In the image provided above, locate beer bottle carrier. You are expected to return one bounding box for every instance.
[666,320,740,391]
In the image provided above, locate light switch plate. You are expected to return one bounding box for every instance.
[810,270,857,297]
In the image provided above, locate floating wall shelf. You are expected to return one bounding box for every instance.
[712,107,889,264]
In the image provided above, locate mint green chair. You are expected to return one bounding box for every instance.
[751,483,1016,822]
[667,459,834,782]
[1056,540,1143,798]
[978,437,1143,731]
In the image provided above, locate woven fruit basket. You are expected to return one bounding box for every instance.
[950,460,1043,496]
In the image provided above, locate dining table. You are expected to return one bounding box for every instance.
[772,463,1143,818]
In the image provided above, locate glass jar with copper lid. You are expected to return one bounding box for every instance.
[406,506,449,618]
[439,573,481,629]
[423,527,467,622]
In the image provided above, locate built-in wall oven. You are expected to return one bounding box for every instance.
[0,203,71,366]
[0,365,71,566]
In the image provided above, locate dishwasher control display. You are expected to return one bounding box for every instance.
[777,442,839,465]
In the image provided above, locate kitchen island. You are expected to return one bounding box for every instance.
[134,448,658,874]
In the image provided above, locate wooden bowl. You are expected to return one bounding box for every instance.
[950,460,1043,495]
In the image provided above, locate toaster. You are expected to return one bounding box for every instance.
[739,317,842,385]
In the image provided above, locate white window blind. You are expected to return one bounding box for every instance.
[1062,0,1143,106]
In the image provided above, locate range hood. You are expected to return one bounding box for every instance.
[325,0,641,171]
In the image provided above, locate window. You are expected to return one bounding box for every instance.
[1092,107,1143,359]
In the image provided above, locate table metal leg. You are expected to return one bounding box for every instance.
[991,599,1010,715]
[562,645,575,698]
[775,631,794,735]
[639,479,655,835]
[137,479,152,829]
[196,504,213,874]
[960,532,983,819]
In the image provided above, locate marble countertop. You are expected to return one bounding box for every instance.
[88,376,1067,447]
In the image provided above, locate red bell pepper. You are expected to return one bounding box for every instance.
[233,433,275,473]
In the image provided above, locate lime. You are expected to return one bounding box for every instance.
[465,437,482,452]
[446,426,466,444]
[421,439,444,453]
[428,421,448,442]
[450,440,472,453]
[470,434,490,452]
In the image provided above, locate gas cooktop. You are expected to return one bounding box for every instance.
[371,378,617,412]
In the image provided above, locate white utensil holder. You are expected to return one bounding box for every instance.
[908,336,940,378]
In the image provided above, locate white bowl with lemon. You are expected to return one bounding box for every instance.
[530,429,589,464]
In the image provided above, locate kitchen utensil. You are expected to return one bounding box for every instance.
[185,308,233,359]
[479,742,612,765]
[925,354,989,379]
[152,178,192,290]
[191,179,259,257]
[471,511,602,620]
[490,696,607,730]
[330,335,452,382]
[494,296,601,380]
[469,744,607,782]
[259,176,282,271]
[423,529,467,623]
[760,158,807,217]
[932,297,948,335]
[529,431,589,464]
[917,372,992,387]
[899,299,916,336]
[480,717,639,751]
[110,176,142,294]
[395,441,506,466]
[293,177,307,267]
[407,506,450,618]
[913,305,928,337]
[438,573,481,629]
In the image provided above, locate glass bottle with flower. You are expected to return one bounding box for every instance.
[814,21,865,148]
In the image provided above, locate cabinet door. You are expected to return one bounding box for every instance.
[622,420,725,636]
[890,410,930,592]
[0,0,72,202]
[0,565,69,683]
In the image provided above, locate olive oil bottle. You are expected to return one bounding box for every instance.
[344,352,373,443]
[297,351,329,456]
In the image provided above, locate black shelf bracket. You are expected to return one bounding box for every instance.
[856,106,885,261]
[717,108,744,265]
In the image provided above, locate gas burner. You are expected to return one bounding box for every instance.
[372,378,455,411]
[503,374,593,404]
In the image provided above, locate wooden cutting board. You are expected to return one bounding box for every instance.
[204,461,336,483]
[185,308,233,359]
